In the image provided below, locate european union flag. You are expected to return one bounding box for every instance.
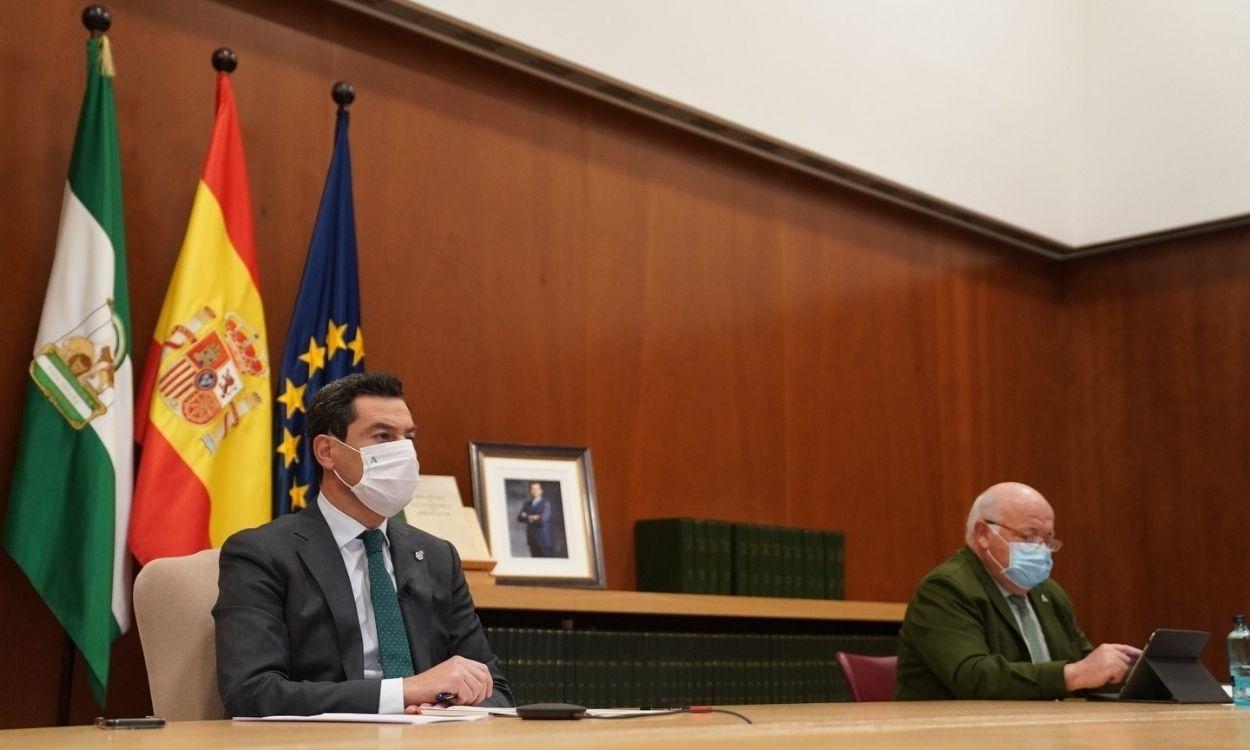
[274,106,364,515]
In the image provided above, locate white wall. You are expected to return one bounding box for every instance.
[411,0,1250,247]
[1077,0,1250,244]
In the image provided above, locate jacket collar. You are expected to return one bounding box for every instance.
[958,546,1029,645]
[294,498,365,679]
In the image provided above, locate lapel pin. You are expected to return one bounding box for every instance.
[415,550,424,561]
[1040,594,1049,603]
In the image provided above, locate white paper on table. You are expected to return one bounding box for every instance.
[420,706,518,717]
[233,712,488,724]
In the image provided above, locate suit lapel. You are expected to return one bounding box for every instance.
[295,500,365,680]
[962,548,1027,645]
[387,519,434,673]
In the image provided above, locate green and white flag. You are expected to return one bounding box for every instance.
[4,35,131,706]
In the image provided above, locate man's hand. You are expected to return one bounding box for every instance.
[1063,643,1143,692]
[402,655,494,708]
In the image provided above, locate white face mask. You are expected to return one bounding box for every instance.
[329,436,420,517]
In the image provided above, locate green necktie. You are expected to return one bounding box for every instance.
[1007,594,1048,664]
[358,529,415,679]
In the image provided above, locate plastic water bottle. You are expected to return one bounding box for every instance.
[1230,614,1250,707]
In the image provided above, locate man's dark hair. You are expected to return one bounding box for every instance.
[305,372,405,481]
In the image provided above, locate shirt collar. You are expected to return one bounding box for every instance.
[992,577,1027,604]
[318,493,389,551]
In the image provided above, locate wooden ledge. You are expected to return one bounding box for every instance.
[466,572,905,622]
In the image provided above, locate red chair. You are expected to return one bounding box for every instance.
[835,652,898,702]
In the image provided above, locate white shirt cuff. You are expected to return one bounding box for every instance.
[379,678,406,714]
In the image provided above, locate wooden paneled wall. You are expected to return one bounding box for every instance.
[0,0,1247,728]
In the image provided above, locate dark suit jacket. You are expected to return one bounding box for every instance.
[517,497,553,550]
[894,547,1093,700]
[213,498,514,716]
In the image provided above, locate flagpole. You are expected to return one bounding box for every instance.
[212,46,237,74]
[332,80,355,110]
[56,633,76,726]
[51,5,116,727]
[83,3,110,38]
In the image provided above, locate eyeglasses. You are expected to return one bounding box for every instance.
[985,520,1063,552]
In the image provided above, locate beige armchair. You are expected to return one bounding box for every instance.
[132,548,224,720]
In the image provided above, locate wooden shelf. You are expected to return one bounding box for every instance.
[465,572,906,622]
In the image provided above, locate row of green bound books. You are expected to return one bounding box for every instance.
[635,519,845,598]
[485,627,897,707]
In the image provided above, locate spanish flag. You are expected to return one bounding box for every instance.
[130,66,271,565]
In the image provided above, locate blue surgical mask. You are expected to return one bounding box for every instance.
[988,526,1053,590]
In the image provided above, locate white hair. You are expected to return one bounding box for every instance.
[964,489,1001,546]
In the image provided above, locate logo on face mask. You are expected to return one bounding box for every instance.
[330,436,420,517]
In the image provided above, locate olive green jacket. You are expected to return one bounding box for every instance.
[894,547,1093,700]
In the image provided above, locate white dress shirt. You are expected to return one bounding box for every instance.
[318,494,407,713]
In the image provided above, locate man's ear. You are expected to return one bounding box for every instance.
[975,521,991,550]
[312,434,335,473]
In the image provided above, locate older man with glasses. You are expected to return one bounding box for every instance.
[894,482,1141,700]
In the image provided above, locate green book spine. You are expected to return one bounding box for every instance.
[652,631,667,707]
[668,632,680,705]
[809,635,821,701]
[776,526,790,598]
[607,630,622,705]
[755,525,769,597]
[746,634,760,705]
[625,631,642,708]
[742,525,758,596]
[581,629,596,707]
[780,527,790,597]
[715,521,732,594]
[534,629,547,704]
[794,529,807,599]
[693,631,710,704]
[742,634,754,704]
[635,519,682,593]
[522,628,537,705]
[556,629,569,703]
[691,519,709,595]
[536,628,551,704]
[637,632,655,706]
[767,525,784,597]
[833,531,845,599]
[596,630,611,708]
[731,523,749,595]
[802,529,822,599]
[822,531,837,599]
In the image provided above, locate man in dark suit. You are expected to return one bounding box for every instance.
[214,373,513,716]
[895,482,1141,700]
[516,482,554,557]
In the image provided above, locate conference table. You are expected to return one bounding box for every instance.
[2,701,1246,749]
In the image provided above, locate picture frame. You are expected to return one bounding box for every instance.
[468,442,605,588]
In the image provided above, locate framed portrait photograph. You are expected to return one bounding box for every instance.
[468,442,605,588]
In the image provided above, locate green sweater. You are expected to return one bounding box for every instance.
[894,547,1093,700]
